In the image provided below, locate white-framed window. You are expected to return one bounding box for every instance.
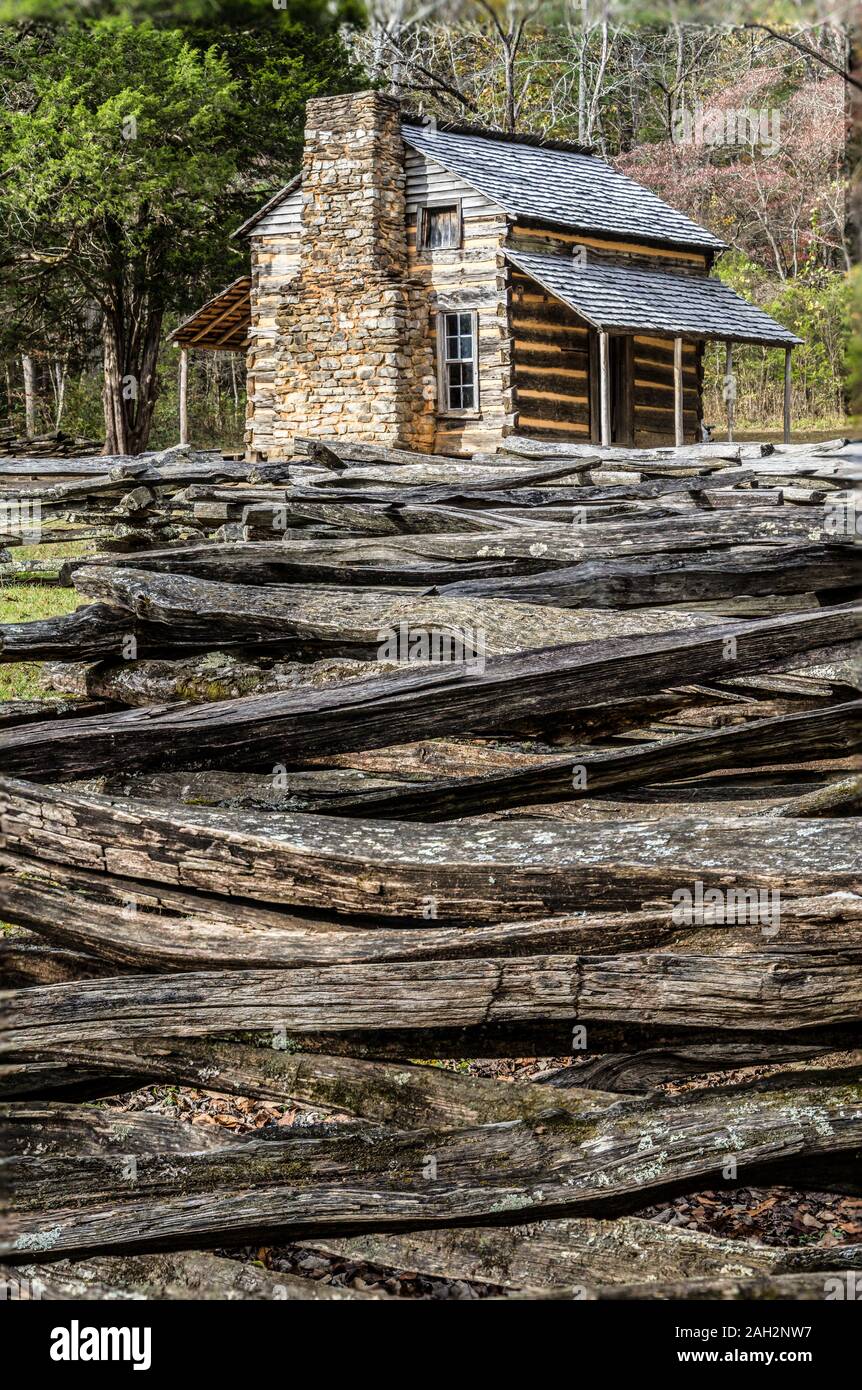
[418,202,462,251]
[437,308,480,416]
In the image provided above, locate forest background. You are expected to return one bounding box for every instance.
[0,0,857,452]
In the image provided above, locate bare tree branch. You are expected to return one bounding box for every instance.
[741,22,862,92]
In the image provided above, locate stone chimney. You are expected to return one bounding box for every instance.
[270,91,432,454]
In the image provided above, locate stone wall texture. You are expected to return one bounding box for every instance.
[258,91,435,457]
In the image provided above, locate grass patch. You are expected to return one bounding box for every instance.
[0,536,94,701]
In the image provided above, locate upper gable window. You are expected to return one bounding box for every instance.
[418,202,462,250]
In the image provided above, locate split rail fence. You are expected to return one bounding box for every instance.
[0,432,860,1300]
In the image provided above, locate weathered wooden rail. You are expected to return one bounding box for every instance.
[1,434,860,1300]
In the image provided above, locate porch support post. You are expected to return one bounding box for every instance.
[724,342,734,443]
[673,336,684,447]
[783,346,792,444]
[599,330,610,447]
[179,347,189,447]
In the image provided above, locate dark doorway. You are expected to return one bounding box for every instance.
[589,331,634,445]
[610,335,634,445]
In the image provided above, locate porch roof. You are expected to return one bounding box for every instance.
[169,276,251,351]
[506,250,802,347]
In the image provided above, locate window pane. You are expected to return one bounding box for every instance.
[442,313,476,411]
[426,206,459,248]
[443,314,473,363]
[446,361,474,411]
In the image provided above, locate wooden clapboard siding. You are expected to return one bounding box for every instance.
[246,193,304,459]
[405,151,504,220]
[405,148,513,456]
[511,269,596,439]
[250,187,303,237]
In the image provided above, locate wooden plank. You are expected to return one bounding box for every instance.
[513,223,708,266]
[0,605,859,779]
[326,701,862,820]
[0,604,137,663]
[511,393,591,425]
[0,698,119,729]
[0,1101,235,1156]
[303,1217,862,1291]
[4,948,862,1048]
[8,1251,388,1301]
[0,852,699,971]
[0,776,859,923]
[539,1041,862,1094]
[4,1080,860,1257]
[439,546,861,607]
[674,337,684,448]
[599,330,611,447]
[0,1037,613,1127]
[634,384,699,411]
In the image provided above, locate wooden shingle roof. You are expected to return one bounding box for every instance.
[169,277,251,351]
[402,121,726,253]
[506,250,802,346]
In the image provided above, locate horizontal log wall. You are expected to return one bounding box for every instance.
[405,150,513,455]
[508,220,711,274]
[509,221,707,446]
[633,334,701,447]
[510,269,592,440]
[244,173,709,459]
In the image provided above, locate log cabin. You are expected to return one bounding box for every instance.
[171,90,801,459]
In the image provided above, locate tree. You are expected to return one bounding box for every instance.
[359,0,545,131]
[0,20,241,452]
[615,70,848,280]
[0,6,365,453]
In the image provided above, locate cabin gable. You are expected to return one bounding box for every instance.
[404,149,513,455]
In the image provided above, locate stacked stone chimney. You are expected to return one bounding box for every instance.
[269,91,431,454]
